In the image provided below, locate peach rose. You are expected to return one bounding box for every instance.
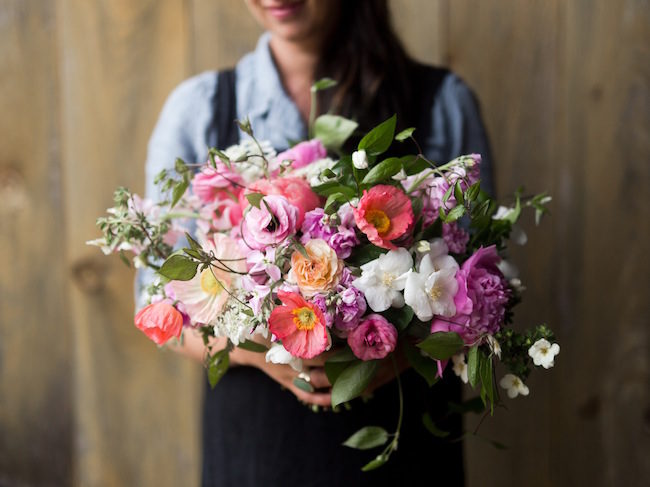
[290,239,343,297]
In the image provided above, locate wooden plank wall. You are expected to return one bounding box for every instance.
[0,1,647,486]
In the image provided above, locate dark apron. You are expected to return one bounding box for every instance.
[201,68,464,487]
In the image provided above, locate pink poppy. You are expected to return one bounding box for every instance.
[268,291,329,359]
[353,185,414,250]
[134,302,183,345]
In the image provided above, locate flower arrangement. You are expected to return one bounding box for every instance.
[89,93,558,470]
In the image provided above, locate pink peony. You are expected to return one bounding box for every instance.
[268,291,329,359]
[243,177,320,227]
[134,302,183,345]
[353,185,414,250]
[192,162,244,204]
[347,314,398,361]
[197,197,243,233]
[431,245,510,345]
[241,194,299,250]
[275,139,327,171]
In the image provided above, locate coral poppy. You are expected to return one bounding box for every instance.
[353,185,413,250]
[268,291,329,359]
[134,302,183,345]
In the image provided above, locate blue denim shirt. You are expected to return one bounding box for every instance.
[138,33,493,309]
[145,32,493,200]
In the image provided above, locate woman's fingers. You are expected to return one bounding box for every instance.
[308,367,331,389]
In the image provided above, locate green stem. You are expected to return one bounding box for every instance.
[391,354,404,447]
[308,87,318,139]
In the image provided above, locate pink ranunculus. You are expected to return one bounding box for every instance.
[347,314,398,361]
[241,194,299,250]
[353,185,414,250]
[430,245,510,345]
[197,197,243,233]
[134,302,183,345]
[243,177,320,227]
[192,162,244,204]
[275,139,327,171]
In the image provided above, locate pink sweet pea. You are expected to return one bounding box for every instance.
[275,139,327,171]
[354,185,413,250]
[431,245,510,345]
[347,314,398,361]
[134,302,183,345]
[268,291,329,359]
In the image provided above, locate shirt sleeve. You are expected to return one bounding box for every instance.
[434,73,496,197]
[135,72,218,310]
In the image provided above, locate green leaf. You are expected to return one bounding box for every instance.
[293,377,315,393]
[443,204,466,223]
[404,155,430,176]
[292,238,309,259]
[420,218,442,241]
[245,192,264,209]
[208,349,230,388]
[327,348,357,363]
[158,255,199,281]
[465,181,481,202]
[324,348,357,385]
[403,341,439,387]
[454,180,464,205]
[479,353,494,410]
[361,157,403,185]
[467,345,479,387]
[416,332,464,360]
[395,127,415,141]
[346,244,387,267]
[324,192,347,214]
[171,179,189,208]
[312,181,357,198]
[185,232,201,251]
[183,248,202,260]
[343,426,389,450]
[361,455,388,472]
[313,114,358,150]
[358,114,397,156]
[442,184,454,205]
[174,157,188,174]
[237,340,268,353]
[311,77,338,92]
[381,306,414,332]
[422,413,450,438]
[331,360,379,407]
[447,397,486,415]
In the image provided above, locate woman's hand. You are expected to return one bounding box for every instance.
[172,330,333,407]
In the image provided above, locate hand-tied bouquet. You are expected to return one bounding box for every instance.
[89,96,558,470]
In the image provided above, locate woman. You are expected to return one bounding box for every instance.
[143,1,493,485]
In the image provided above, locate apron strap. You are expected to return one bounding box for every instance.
[212,69,239,149]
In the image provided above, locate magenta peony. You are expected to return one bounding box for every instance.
[431,245,510,345]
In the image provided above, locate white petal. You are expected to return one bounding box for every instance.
[380,248,413,275]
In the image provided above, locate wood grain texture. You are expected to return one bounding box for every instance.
[0,1,73,485]
[391,0,447,65]
[57,1,201,485]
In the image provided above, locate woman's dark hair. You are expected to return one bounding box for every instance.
[316,0,418,132]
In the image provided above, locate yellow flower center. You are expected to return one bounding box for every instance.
[292,306,317,331]
[366,209,391,235]
[382,272,396,286]
[200,268,224,296]
[429,285,442,300]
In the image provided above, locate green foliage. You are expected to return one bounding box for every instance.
[361,157,402,185]
[293,377,315,393]
[331,359,379,407]
[381,305,414,333]
[395,127,415,141]
[416,332,464,360]
[237,340,268,353]
[311,78,338,92]
[358,114,397,156]
[208,348,230,388]
[346,244,387,267]
[422,413,450,438]
[158,254,199,281]
[324,348,357,385]
[467,345,479,387]
[245,192,264,209]
[403,341,439,387]
[496,324,555,380]
[343,426,389,450]
[361,455,388,472]
[313,114,358,151]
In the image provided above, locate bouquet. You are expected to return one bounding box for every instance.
[89,100,558,470]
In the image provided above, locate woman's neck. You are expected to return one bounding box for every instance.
[269,35,320,124]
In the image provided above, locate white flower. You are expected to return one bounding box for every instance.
[452,354,468,383]
[404,239,459,321]
[86,238,112,255]
[492,205,517,221]
[415,240,431,253]
[266,342,303,371]
[499,374,529,398]
[528,338,560,369]
[487,335,502,359]
[352,150,369,169]
[391,168,407,181]
[290,157,336,185]
[352,248,412,312]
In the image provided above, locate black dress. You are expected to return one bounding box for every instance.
[201,68,465,487]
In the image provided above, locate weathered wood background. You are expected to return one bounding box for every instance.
[1,0,648,485]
